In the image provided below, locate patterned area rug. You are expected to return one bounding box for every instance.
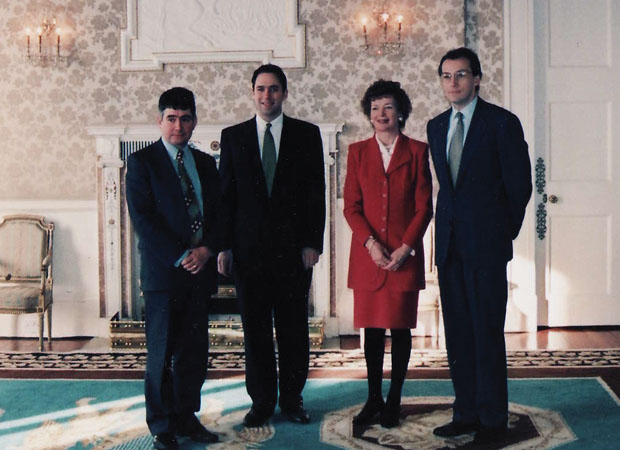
[0,378,618,449]
[0,348,619,372]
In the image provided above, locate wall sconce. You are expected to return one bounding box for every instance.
[23,17,66,66]
[360,2,404,56]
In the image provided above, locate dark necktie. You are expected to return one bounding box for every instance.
[262,122,276,196]
[448,112,464,184]
[175,149,203,247]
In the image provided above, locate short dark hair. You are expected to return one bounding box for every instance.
[158,87,196,117]
[438,47,483,92]
[251,64,288,92]
[360,80,412,129]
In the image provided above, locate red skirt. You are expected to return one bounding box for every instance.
[354,289,419,329]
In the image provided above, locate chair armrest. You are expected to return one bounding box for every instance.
[41,252,52,268]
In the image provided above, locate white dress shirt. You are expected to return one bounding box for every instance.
[375,134,399,171]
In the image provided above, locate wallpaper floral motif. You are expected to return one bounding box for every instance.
[0,0,503,199]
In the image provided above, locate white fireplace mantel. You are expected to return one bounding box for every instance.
[87,123,343,334]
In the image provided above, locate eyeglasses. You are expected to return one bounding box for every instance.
[440,70,472,81]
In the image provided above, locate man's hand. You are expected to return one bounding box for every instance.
[302,247,320,270]
[384,244,413,272]
[181,246,214,275]
[217,250,233,277]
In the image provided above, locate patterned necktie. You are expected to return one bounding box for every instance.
[262,122,276,196]
[175,149,203,247]
[448,112,464,184]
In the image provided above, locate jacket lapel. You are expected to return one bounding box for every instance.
[433,109,452,187]
[153,139,183,197]
[455,99,487,187]
[385,133,412,175]
[240,117,269,196]
[152,139,190,227]
[273,115,296,194]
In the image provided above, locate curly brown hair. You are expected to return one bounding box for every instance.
[360,79,412,129]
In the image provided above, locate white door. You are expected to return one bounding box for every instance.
[533,0,620,325]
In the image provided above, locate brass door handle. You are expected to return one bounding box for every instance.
[549,195,558,204]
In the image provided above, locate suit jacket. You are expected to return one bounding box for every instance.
[126,139,220,292]
[219,115,325,275]
[427,97,532,268]
[344,133,433,291]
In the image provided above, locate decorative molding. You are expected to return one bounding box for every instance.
[120,0,306,71]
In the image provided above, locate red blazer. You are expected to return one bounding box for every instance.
[344,133,433,291]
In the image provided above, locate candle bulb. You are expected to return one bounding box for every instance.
[381,13,389,38]
[361,17,368,48]
[25,28,31,56]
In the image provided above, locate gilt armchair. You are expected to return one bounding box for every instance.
[0,214,54,351]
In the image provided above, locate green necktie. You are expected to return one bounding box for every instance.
[262,122,276,196]
[448,112,464,185]
[176,149,203,247]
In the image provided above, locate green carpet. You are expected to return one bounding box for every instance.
[0,378,618,449]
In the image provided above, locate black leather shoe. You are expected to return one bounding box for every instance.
[176,415,219,443]
[473,426,507,445]
[282,405,311,424]
[352,397,384,425]
[243,407,272,427]
[433,421,479,437]
[380,402,400,428]
[152,432,178,450]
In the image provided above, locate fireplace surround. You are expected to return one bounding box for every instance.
[87,123,343,341]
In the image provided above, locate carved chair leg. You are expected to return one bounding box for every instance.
[38,312,44,352]
[47,306,53,343]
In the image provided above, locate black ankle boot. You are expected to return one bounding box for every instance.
[380,394,400,428]
[353,396,384,425]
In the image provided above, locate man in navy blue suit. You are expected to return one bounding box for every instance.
[126,88,220,450]
[427,48,532,446]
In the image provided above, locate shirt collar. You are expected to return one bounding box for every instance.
[162,138,189,160]
[451,95,478,122]
[375,134,399,153]
[256,112,284,130]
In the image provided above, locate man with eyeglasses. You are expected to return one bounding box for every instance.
[427,47,532,446]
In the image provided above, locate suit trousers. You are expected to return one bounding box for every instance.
[437,229,509,429]
[234,265,313,413]
[143,269,211,435]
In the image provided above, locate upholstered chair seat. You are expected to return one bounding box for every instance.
[0,282,50,310]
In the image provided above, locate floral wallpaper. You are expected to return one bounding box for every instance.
[0,0,503,199]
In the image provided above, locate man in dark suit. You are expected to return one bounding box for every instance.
[427,48,532,445]
[217,64,325,427]
[126,87,220,450]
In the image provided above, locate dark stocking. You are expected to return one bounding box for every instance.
[380,328,411,428]
[387,328,412,406]
[353,328,386,425]
[364,327,386,400]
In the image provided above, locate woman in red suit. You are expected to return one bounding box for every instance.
[344,80,433,427]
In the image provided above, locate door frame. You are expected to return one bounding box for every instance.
[503,0,540,330]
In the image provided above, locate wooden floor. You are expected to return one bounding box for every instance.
[1,327,619,353]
